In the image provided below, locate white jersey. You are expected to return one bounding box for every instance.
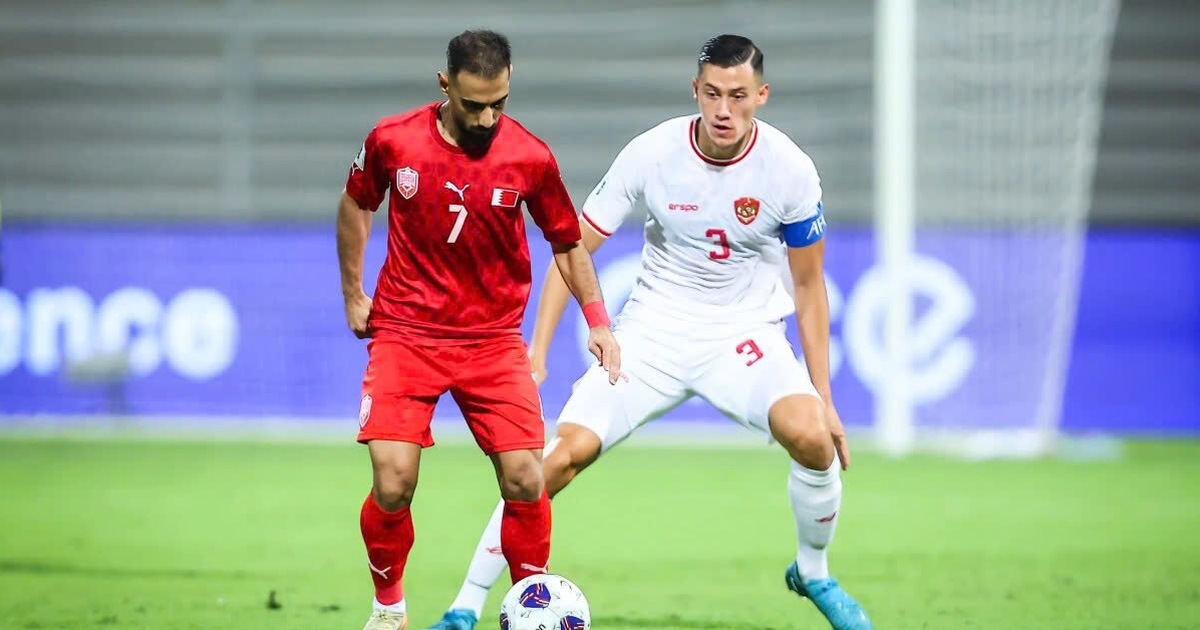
[581,115,824,336]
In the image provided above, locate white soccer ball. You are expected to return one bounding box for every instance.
[498,573,591,630]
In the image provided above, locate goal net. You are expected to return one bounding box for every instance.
[876,0,1122,457]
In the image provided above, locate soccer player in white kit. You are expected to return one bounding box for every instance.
[427,35,873,630]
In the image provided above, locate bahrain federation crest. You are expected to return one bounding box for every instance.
[395,167,419,200]
[358,394,373,428]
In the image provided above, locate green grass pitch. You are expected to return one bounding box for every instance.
[1,437,1197,629]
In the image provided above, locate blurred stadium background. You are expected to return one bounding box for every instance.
[2,0,1200,441]
[1,1,1197,629]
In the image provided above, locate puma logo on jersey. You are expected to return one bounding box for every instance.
[668,203,699,212]
[444,181,470,202]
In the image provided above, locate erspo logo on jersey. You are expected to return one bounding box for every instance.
[667,203,699,212]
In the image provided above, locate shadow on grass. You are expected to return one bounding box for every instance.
[0,560,252,580]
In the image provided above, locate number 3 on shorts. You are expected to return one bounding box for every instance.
[736,339,764,366]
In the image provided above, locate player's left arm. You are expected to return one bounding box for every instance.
[783,203,851,469]
[526,151,622,384]
[551,241,621,382]
[786,239,833,404]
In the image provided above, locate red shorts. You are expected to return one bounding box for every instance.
[356,335,544,455]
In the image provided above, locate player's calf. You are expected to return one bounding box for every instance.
[542,424,603,497]
[773,396,845,583]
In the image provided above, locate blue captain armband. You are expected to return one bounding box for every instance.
[781,201,826,247]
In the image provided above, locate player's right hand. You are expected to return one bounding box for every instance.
[344,290,372,339]
[587,326,622,385]
[825,401,851,470]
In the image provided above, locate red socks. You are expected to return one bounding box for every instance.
[362,489,549,600]
[500,492,552,583]
[360,493,414,605]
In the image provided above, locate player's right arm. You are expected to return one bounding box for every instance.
[527,136,646,383]
[337,130,389,339]
[337,192,374,338]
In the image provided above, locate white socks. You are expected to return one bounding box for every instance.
[449,501,508,618]
[788,458,842,581]
[373,597,406,614]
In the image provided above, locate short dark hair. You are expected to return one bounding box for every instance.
[697,34,763,76]
[446,30,512,79]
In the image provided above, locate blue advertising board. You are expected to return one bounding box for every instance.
[1,224,1196,435]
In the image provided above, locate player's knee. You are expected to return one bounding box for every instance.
[372,463,418,511]
[784,420,835,470]
[373,474,417,511]
[368,441,421,511]
[498,454,545,502]
[770,397,835,470]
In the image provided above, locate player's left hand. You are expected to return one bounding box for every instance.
[825,401,851,470]
[587,326,622,385]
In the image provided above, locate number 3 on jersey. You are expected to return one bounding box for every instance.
[706,228,730,260]
[447,203,468,243]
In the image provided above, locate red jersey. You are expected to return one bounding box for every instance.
[345,102,582,342]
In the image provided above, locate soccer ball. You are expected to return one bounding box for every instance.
[498,573,591,630]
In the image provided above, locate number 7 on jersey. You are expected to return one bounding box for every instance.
[447,203,468,243]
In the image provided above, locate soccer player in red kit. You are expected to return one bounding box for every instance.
[336,30,621,630]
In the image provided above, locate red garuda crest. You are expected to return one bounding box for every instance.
[734,196,760,225]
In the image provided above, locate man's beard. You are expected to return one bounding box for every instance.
[460,123,496,147]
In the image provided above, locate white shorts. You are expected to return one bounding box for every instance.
[557,320,820,452]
